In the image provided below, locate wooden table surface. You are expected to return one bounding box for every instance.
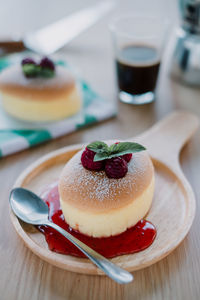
[0,1,200,299]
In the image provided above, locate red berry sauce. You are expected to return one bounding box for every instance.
[37,182,156,258]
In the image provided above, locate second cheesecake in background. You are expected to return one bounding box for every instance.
[0,57,82,122]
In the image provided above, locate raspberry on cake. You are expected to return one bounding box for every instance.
[0,57,82,122]
[105,157,128,178]
[81,148,105,171]
[58,141,155,238]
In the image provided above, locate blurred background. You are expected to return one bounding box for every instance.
[0,0,177,37]
[1,0,200,150]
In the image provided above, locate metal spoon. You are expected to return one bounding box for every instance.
[9,188,133,284]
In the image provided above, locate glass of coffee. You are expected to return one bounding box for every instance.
[110,15,169,105]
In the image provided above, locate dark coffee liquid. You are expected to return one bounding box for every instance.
[116,45,160,95]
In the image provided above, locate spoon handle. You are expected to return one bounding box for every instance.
[45,221,133,284]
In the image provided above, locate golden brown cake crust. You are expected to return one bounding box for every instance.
[0,65,75,101]
[58,149,154,213]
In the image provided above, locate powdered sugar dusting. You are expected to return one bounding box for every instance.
[59,149,154,211]
[0,65,74,89]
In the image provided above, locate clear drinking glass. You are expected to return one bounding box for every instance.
[110,15,169,105]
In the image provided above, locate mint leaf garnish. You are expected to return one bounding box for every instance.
[22,61,55,78]
[108,143,119,154]
[22,64,40,77]
[93,152,109,161]
[91,141,146,162]
[87,141,109,154]
[40,67,55,78]
[109,142,146,157]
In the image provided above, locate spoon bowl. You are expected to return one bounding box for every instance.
[9,187,133,284]
[10,188,49,225]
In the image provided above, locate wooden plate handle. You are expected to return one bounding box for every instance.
[129,111,199,171]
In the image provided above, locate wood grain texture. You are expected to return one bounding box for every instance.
[1,1,200,299]
[10,112,198,275]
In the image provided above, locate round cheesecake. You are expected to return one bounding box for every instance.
[59,149,155,238]
[0,65,82,122]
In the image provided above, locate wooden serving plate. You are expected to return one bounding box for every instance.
[10,111,199,275]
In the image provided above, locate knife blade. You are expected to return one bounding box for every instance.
[0,1,114,56]
[25,1,114,55]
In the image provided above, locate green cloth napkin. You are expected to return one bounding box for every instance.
[0,54,116,157]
